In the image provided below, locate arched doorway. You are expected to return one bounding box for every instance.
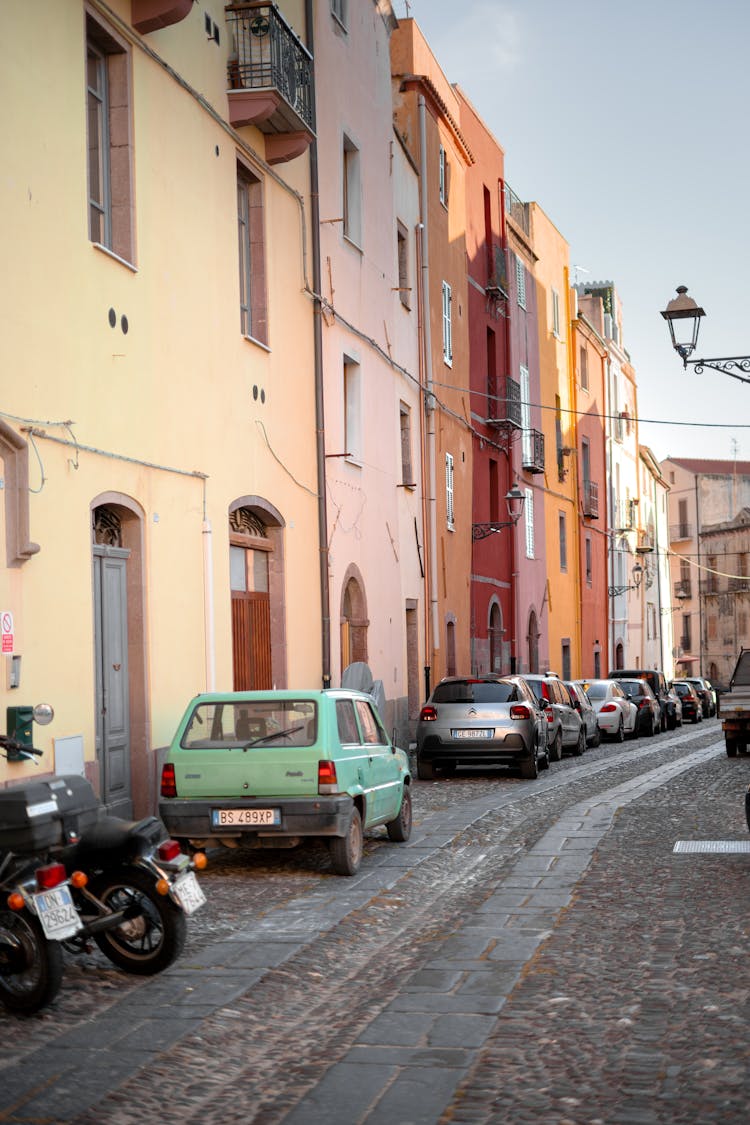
[229,501,286,690]
[615,641,624,669]
[527,610,539,673]
[340,566,368,676]
[489,601,503,673]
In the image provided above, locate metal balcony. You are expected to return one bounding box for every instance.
[613,499,636,531]
[522,429,545,474]
[504,182,530,237]
[226,3,314,161]
[674,579,692,600]
[728,577,750,592]
[669,523,693,541]
[582,479,599,519]
[487,375,522,428]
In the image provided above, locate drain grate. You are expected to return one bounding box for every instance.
[673,840,750,854]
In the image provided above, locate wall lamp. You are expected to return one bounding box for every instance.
[608,562,643,598]
[472,484,525,541]
[661,286,750,383]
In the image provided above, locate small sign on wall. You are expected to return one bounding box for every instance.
[1,611,14,654]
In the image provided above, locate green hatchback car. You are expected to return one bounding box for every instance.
[159,689,412,876]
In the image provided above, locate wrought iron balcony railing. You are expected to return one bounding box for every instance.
[582,479,599,519]
[226,3,314,135]
[674,579,692,600]
[612,499,636,531]
[522,429,545,473]
[487,375,522,428]
[728,576,750,592]
[504,182,530,237]
[669,522,693,541]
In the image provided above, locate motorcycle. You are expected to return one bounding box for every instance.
[0,737,207,1014]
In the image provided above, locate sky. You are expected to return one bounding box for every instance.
[397,0,750,465]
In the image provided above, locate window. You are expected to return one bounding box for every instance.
[396,221,410,308]
[551,288,560,337]
[343,134,361,245]
[585,535,592,585]
[336,699,359,744]
[442,281,453,365]
[445,453,455,529]
[439,144,447,205]
[86,14,134,262]
[678,498,689,538]
[579,344,589,390]
[707,616,717,641]
[331,0,347,29]
[399,403,413,486]
[581,438,591,486]
[515,254,526,309]
[561,641,571,682]
[355,699,387,745]
[682,613,692,649]
[344,358,361,461]
[489,458,498,522]
[559,512,567,571]
[555,395,564,481]
[237,163,268,343]
[524,488,534,559]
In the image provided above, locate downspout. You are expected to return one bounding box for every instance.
[564,267,582,676]
[202,480,215,692]
[306,0,331,686]
[419,93,440,683]
[499,177,517,673]
[695,475,703,677]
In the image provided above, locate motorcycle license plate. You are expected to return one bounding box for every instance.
[173,872,206,916]
[34,884,82,941]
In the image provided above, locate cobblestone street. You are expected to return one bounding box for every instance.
[1,720,748,1124]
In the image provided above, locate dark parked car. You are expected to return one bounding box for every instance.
[524,675,585,760]
[617,678,661,736]
[681,677,716,718]
[609,669,673,730]
[415,675,549,780]
[672,680,703,723]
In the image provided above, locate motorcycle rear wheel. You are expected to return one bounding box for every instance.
[0,908,63,1014]
[88,867,186,975]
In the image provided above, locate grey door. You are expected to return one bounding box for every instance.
[93,546,132,817]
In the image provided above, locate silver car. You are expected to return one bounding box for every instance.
[416,675,549,781]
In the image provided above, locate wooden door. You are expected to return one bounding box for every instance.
[232,592,272,689]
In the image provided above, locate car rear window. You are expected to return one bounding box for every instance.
[181,700,317,749]
[431,680,517,704]
[585,682,607,699]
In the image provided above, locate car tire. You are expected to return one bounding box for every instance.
[549,730,563,763]
[520,751,539,780]
[386,786,412,842]
[330,807,363,876]
[650,715,658,737]
[591,726,601,748]
[572,728,585,757]
[416,756,436,781]
[613,716,624,743]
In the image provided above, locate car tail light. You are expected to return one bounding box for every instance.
[161,763,177,798]
[157,839,183,862]
[318,760,339,794]
[541,683,550,700]
[600,703,617,713]
[36,863,67,891]
[419,705,438,722]
[510,704,531,720]
[638,699,649,709]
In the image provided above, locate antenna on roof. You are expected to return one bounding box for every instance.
[573,264,590,285]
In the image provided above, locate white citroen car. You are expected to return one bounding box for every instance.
[583,679,639,742]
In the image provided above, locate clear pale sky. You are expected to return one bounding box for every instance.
[399,0,750,464]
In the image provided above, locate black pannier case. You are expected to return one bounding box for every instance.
[0,775,101,852]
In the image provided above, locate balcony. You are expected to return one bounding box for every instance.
[487,375,522,428]
[674,579,692,600]
[669,523,693,541]
[504,182,530,237]
[613,499,636,531]
[522,429,545,474]
[132,0,192,34]
[700,579,720,595]
[728,576,750,592]
[226,3,314,164]
[582,479,599,519]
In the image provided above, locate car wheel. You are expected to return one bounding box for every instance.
[386,786,412,842]
[539,748,550,770]
[613,716,624,743]
[591,726,601,748]
[650,715,658,737]
[572,727,585,757]
[330,807,363,876]
[549,730,563,763]
[520,751,539,780]
[416,756,436,781]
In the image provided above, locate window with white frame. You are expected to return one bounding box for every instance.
[331,0,347,29]
[439,144,447,205]
[551,288,560,336]
[515,253,526,309]
[396,221,410,308]
[237,162,268,344]
[344,357,361,462]
[399,403,413,486]
[524,488,534,559]
[442,281,453,365]
[559,512,567,571]
[343,134,361,246]
[445,453,455,529]
[579,344,589,390]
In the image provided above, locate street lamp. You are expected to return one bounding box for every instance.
[608,562,643,598]
[472,484,525,541]
[661,286,750,383]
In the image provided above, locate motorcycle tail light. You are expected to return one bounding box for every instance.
[192,851,208,870]
[155,878,170,896]
[510,704,530,720]
[157,839,182,863]
[7,892,25,911]
[318,760,339,794]
[70,870,88,889]
[36,863,67,891]
[161,763,177,798]
[419,706,437,721]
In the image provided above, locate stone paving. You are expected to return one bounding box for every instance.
[1,721,747,1124]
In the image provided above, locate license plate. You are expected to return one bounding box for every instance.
[172,872,206,916]
[211,807,280,828]
[34,884,82,941]
[451,728,494,739]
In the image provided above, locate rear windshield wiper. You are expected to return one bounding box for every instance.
[243,724,306,747]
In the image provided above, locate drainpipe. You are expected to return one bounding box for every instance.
[695,476,703,677]
[499,177,517,673]
[306,0,331,686]
[418,93,440,679]
[202,509,215,692]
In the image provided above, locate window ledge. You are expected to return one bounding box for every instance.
[343,234,363,254]
[344,455,363,469]
[447,522,455,533]
[242,333,271,354]
[398,482,417,491]
[92,242,138,273]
